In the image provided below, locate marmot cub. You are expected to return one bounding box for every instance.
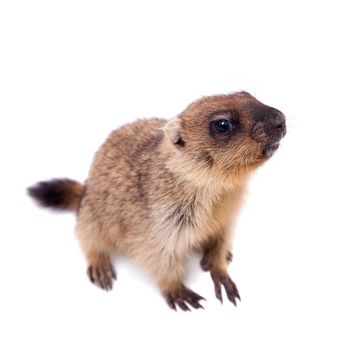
[28,91,286,311]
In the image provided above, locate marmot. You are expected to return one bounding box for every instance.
[28,91,286,311]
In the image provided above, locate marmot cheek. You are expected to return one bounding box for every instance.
[251,122,268,143]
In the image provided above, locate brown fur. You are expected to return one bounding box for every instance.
[28,91,286,311]
[28,179,85,211]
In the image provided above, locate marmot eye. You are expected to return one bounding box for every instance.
[213,119,234,134]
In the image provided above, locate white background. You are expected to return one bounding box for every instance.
[1,1,349,349]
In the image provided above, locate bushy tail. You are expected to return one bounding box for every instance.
[27,178,85,212]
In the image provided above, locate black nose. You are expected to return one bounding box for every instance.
[267,112,286,139]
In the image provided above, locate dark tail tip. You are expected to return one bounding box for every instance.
[27,178,85,211]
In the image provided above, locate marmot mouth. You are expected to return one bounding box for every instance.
[262,142,280,158]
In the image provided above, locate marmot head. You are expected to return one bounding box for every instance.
[164,91,286,183]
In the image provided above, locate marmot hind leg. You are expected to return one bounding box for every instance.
[76,219,117,291]
[86,251,116,291]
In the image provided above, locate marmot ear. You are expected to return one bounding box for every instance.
[163,118,185,148]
